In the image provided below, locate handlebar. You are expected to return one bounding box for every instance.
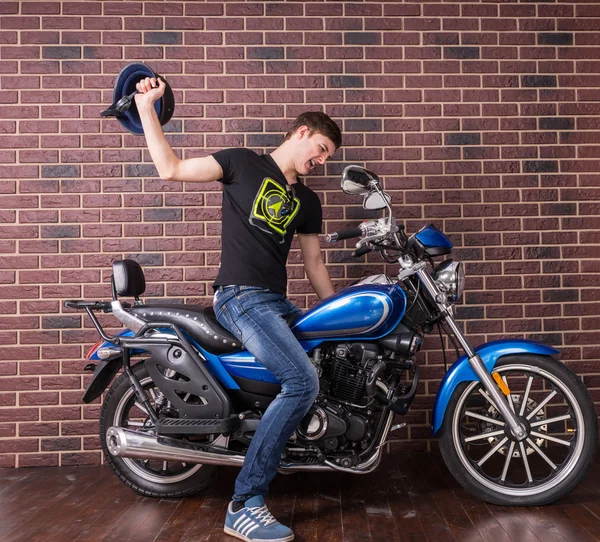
[325,227,363,242]
[326,218,406,259]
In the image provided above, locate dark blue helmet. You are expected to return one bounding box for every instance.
[101,62,175,135]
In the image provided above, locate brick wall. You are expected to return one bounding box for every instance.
[1,0,600,467]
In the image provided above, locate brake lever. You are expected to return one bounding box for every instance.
[356,232,387,248]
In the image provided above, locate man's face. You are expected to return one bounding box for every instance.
[292,126,336,176]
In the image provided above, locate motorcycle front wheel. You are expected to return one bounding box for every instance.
[439,354,598,506]
[100,360,221,498]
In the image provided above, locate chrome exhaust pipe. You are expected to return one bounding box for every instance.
[107,410,392,474]
[106,427,246,467]
[106,427,336,471]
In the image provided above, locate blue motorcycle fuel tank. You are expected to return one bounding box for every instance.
[291,283,407,341]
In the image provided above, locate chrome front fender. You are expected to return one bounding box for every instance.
[431,339,560,434]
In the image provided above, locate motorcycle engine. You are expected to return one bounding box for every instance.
[296,400,371,450]
[294,343,382,450]
[324,343,381,403]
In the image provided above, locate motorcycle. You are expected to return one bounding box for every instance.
[65,165,597,505]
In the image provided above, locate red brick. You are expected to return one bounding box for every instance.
[0,46,40,60]
[0,31,17,46]
[0,407,39,422]
[60,421,97,436]
[41,437,81,452]
[0,331,17,345]
[41,406,81,421]
[19,240,59,254]
[19,391,59,406]
[0,299,18,319]
[0,439,38,453]
[83,436,101,450]
[19,270,59,284]
[0,423,16,437]
[0,392,16,407]
[19,453,58,467]
[42,345,80,359]
[0,455,16,467]
[0,362,17,376]
[1,16,40,30]
[62,452,101,466]
[41,375,80,390]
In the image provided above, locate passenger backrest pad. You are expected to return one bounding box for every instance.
[112,259,146,297]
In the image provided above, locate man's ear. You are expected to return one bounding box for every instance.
[295,125,310,139]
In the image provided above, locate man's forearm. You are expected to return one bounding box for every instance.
[138,104,179,181]
[305,261,335,299]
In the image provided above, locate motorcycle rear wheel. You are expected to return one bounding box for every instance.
[100,360,221,498]
[439,354,598,506]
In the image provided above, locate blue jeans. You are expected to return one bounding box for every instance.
[213,285,320,502]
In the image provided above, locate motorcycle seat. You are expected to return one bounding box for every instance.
[130,304,242,355]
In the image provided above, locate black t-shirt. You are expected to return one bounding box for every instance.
[211,148,322,295]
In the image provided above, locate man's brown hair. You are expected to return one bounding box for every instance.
[284,111,342,150]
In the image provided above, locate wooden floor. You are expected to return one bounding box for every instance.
[1,451,600,541]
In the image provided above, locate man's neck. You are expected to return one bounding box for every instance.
[269,145,298,185]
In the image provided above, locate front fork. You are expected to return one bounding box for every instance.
[415,267,527,441]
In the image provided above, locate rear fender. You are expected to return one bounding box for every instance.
[82,357,124,404]
[431,339,560,434]
[82,330,134,404]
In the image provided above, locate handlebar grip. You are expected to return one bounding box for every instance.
[352,245,372,257]
[326,227,363,242]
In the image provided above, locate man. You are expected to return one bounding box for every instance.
[135,76,342,542]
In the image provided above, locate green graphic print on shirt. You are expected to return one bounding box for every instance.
[248,177,300,243]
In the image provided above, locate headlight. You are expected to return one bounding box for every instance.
[431,260,464,303]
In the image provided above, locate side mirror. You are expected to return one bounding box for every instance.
[363,191,391,210]
[341,165,380,196]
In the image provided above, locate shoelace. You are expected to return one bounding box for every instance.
[247,505,277,526]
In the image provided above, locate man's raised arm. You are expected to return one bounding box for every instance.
[135,77,223,183]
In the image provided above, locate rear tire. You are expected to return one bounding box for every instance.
[100,360,220,498]
[439,355,598,506]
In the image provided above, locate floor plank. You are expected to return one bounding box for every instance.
[72,470,143,542]
[396,454,457,541]
[315,470,344,542]
[153,497,206,542]
[27,471,115,542]
[424,452,485,542]
[363,454,401,542]
[338,466,373,542]
[289,472,319,542]
[385,453,427,541]
[0,466,103,540]
[430,451,510,542]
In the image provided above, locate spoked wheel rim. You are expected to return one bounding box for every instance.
[452,364,585,497]
[113,376,203,484]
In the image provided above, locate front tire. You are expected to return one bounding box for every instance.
[439,355,598,506]
[100,360,220,498]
